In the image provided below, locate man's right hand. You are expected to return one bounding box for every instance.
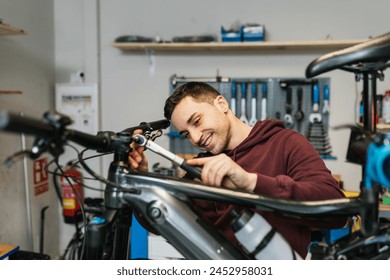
[128,129,149,173]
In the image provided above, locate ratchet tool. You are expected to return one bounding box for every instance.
[133,134,202,180]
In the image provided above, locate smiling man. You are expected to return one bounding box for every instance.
[129,81,346,259]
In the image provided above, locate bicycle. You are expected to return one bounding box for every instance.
[1,32,390,260]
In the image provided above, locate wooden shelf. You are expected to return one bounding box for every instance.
[0,90,22,95]
[113,39,365,53]
[0,23,26,35]
[377,123,390,133]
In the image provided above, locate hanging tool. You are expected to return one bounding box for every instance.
[283,86,294,128]
[307,83,332,155]
[322,84,330,115]
[231,82,237,115]
[249,82,258,126]
[260,82,267,121]
[171,73,230,87]
[309,83,322,123]
[294,87,305,132]
[239,82,249,124]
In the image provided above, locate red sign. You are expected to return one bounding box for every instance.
[33,158,49,196]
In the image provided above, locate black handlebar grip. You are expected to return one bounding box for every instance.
[0,109,55,136]
[180,161,202,180]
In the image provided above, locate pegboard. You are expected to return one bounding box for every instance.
[168,75,332,157]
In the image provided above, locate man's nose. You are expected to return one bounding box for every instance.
[188,128,202,145]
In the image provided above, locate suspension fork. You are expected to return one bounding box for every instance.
[84,207,132,260]
[84,153,133,260]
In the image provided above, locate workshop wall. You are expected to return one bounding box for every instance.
[0,0,58,258]
[97,0,390,191]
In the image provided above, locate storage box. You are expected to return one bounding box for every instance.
[221,26,241,42]
[241,24,265,42]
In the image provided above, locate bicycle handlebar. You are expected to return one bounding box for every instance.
[0,109,170,154]
[0,110,56,137]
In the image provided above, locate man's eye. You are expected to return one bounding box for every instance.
[182,132,189,139]
[194,118,200,126]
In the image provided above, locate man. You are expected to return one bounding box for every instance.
[129,82,346,259]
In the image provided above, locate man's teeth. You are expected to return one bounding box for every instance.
[203,136,212,147]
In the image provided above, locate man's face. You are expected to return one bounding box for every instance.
[171,96,230,154]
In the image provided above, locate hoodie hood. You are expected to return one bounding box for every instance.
[226,119,285,159]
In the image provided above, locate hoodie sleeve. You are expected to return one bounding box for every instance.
[253,132,345,201]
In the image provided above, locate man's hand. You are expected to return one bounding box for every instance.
[128,129,149,173]
[186,154,257,192]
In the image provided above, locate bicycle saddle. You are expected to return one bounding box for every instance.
[306,32,390,78]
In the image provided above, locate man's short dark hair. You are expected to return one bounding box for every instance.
[164,82,221,120]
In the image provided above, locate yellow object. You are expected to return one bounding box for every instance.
[343,191,360,198]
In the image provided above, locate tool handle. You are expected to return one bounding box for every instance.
[262,82,267,98]
[231,82,236,99]
[297,87,303,108]
[241,82,247,97]
[231,82,237,115]
[251,82,257,98]
[323,84,330,101]
[313,83,320,105]
[286,87,293,114]
[261,98,267,121]
[180,161,202,180]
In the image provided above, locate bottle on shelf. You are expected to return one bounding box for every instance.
[382,90,390,124]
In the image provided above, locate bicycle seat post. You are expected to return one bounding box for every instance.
[358,70,385,134]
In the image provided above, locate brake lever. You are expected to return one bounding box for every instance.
[133,134,202,180]
[145,129,163,141]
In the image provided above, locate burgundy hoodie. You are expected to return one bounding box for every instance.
[191,119,346,258]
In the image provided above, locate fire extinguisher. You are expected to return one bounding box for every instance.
[61,161,84,224]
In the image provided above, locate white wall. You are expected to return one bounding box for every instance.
[0,0,58,258]
[54,0,390,190]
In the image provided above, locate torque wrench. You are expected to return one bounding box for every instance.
[133,134,202,180]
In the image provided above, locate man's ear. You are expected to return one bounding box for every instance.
[214,95,229,113]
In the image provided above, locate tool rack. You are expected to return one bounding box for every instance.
[168,75,332,158]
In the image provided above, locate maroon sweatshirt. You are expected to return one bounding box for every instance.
[191,119,346,258]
